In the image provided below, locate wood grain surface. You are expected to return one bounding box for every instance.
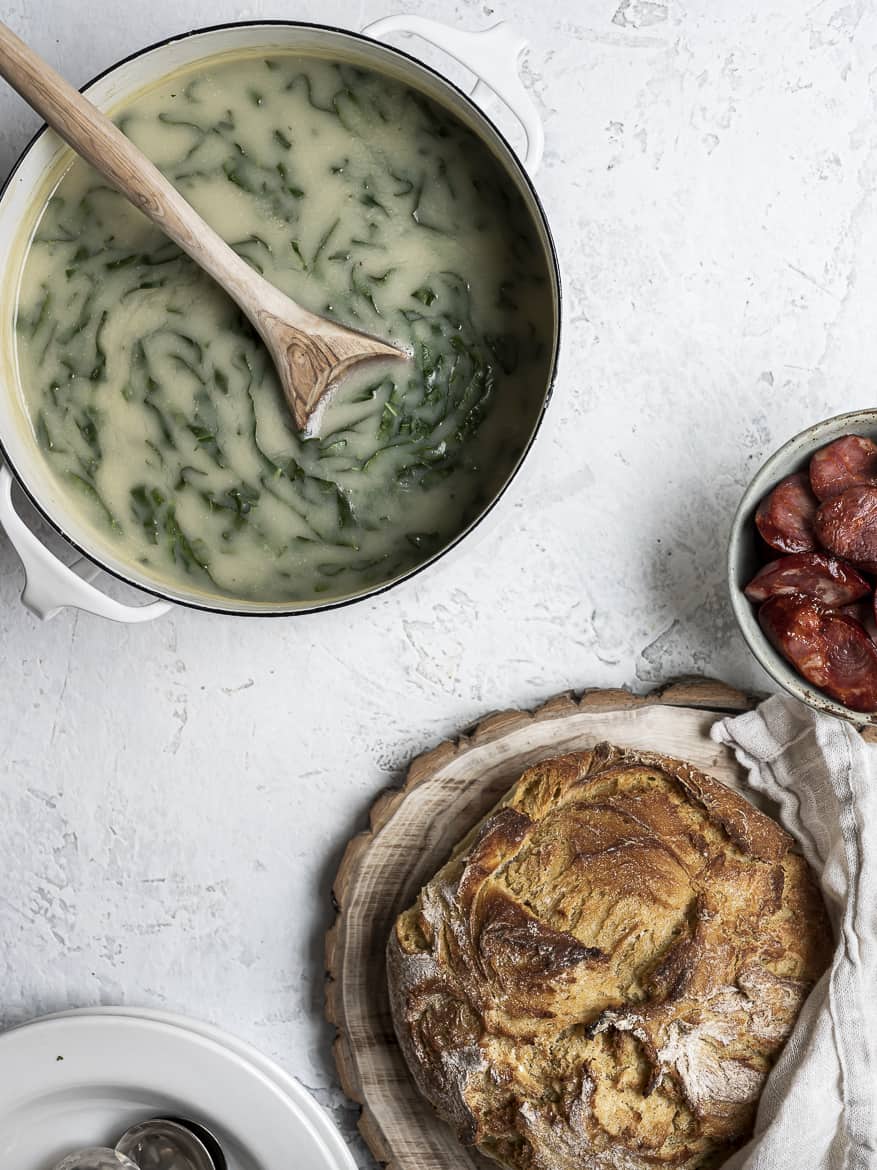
[325,677,763,1170]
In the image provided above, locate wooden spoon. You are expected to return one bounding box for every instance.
[0,21,406,430]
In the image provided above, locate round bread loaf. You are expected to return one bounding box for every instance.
[387,743,832,1170]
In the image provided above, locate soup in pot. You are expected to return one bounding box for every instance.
[15,50,553,604]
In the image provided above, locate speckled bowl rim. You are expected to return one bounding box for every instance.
[0,20,562,618]
[728,408,877,726]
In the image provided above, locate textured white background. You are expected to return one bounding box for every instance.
[0,0,873,1161]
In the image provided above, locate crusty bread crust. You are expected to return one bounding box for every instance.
[387,743,832,1170]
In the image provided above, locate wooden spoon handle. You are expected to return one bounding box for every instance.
[0,20,302,326]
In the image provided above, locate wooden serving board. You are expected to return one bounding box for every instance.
[325,679,758,1170]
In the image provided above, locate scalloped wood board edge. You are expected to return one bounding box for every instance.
[324,678,812,1170]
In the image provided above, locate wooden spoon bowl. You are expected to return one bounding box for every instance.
[0,20,406,431]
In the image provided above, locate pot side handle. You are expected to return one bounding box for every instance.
[361,17,544,174]
[0,466,171,623]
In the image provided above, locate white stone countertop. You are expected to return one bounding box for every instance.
[0,0,871,1162]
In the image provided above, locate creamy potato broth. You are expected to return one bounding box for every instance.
[15,51,551,603]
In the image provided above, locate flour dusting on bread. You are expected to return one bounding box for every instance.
[387,743,832,1170]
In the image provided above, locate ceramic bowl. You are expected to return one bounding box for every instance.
[728,408,877,725]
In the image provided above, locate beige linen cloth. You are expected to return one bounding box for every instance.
[711,696,876,1170]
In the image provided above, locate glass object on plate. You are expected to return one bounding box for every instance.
[53,1150,139,1170]
[115,1117,222,1170]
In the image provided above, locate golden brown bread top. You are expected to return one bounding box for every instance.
[387,743,832,1170]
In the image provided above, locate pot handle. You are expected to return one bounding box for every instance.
[0,466,171,622]
[361,17,544,174]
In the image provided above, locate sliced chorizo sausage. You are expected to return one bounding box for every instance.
[814,485,877,573]
[755,473,819,554]
[759,593,877,712]
[809,435,877,501]
[840,600,877,643]
[744,552,870,606]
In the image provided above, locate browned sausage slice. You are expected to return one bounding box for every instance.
[755,473,819,554]
[814,485,877,573]
[839,601,877,643]
[744,552,870,606]
[809,435,877,501]
[759,593,877,712]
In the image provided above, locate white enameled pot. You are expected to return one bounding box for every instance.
[0,17,560,621]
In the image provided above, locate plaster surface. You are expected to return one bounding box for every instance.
[0,0,872,1161]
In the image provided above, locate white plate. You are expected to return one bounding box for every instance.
[39,1008,358,1170]
[0,1013,354,1170]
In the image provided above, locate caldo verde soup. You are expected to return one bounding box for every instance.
[15,52,552,604]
